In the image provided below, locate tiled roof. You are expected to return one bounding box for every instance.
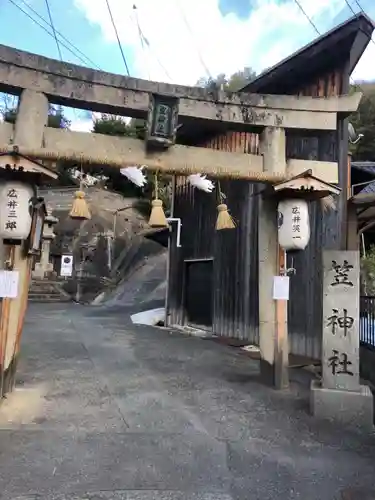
[351,161,375,175]
[352,162,375,193]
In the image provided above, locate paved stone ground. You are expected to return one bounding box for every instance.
[1,303,375,500]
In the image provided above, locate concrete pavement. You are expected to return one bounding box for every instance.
[0,303,374,499]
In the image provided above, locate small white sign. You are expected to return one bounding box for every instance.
[0,270,19,298]
[273,276,290,301]
[60,255,73,277]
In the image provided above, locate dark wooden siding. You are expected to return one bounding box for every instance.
[285,68,348,359]
[167,67,348,357]
[168,133,259,343]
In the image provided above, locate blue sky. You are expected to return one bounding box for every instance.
[1,0,375,131]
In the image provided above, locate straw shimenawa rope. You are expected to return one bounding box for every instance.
[3,144,336,213]
[0,145,287,182]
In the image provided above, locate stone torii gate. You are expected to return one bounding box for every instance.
[0,44,362,388]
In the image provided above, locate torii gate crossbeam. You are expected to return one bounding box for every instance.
[0,43,362,183]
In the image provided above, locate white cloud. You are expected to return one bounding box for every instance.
[73,0,375,85]
[352,42,375,81]
[69,0,375,130]
[70,118,93,132]
[68,111,131,132]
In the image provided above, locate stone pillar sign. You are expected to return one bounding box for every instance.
[322,251,359,391]
[310,250,373,429]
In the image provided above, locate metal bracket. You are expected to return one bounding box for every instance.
[166,217,182,248]
[280,266,296,277]
[280,251,296,276]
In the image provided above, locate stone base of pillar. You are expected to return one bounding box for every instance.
[32,262,54,279]
[310,379,373,430]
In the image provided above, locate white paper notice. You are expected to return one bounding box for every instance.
[273,276,290,301]
[0,270,19,298]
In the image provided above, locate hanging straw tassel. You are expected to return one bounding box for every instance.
[69,191,91,220]
[215,181,236,231]
[216,203,236,230]
[148,173,168,228]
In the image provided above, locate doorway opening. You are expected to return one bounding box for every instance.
[183,258,213,330]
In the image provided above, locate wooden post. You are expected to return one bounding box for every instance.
[346,200,359,252]
[258,127,289,389]
[0,89,48,398]
[2,245,32,393]
[275,246,289,389]
[0,246,13,397]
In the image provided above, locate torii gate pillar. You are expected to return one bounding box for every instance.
[258,127,289,389]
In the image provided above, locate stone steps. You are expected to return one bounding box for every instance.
[28,279,72,303]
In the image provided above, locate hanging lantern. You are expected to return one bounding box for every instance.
[277,198,310,251]
[146,94,179,149]
[0,181,35,241]
[69,191,91,220]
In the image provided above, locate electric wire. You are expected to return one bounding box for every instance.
[17,0,101,69]
[12,0,93,131]
[132,5,150,80]
[343,0,375,48]
[132,4,172,82]
[42,0,81,123]
[353,0,367,13]
[7,0,101,69]
[292,0,373,87]
[104,0,130,76]
[44,0,62,61]
[175,0,212,79]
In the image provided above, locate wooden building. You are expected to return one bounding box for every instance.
[163,13,375,362]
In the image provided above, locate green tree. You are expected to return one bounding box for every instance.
[91,114,171,211]
[361,245,375,294]
[0,98,73,186]
[197,67,257,91]
[349,84,375,161]
[3,102,71,129]
[92,114,136,136]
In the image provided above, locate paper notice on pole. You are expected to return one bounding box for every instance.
[0,270,19,298]
[273,276,290,301]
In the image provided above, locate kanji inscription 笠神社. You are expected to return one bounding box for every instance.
[322,251,360,392]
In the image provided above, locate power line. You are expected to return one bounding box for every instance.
[8,0,101,69]
[104,0,130,76]
[42,0,82,124]
[353,0,366,12]
[175,0,212,79]
[292,0,372,86]
[133,6,150,80]
[293,0,320,33]
[17,0,101,69]
[132,4,172,82]
[343,0,375,48]
[44,0,62,61]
